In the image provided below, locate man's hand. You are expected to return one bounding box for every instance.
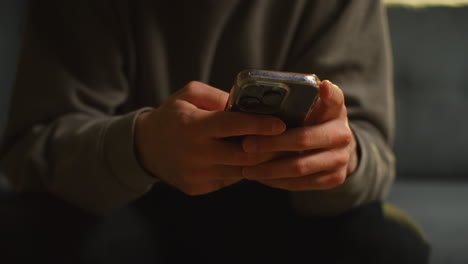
[135,81,286,195]
[241,81,358,191]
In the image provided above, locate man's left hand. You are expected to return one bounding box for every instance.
[241,80,358,191]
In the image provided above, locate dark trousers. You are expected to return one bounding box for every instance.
[0,182,430,264]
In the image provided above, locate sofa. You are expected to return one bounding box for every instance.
[386,5,468,263]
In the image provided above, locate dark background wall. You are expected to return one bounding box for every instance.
[0,1,24,139]
[0,0,25,190]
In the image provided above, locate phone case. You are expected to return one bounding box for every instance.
[225,69,320,128]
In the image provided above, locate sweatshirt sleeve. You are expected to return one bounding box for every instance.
[285,0,396,216]
[0,0,157,213]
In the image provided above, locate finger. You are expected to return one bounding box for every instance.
[305,80,346,125]
[212,165,245,180]
[196,110,286,138]
[321,80,344,108]
[255,168,347,191]
[178,165,245,184]
[221,177,243,185]
[177,177,242,196]
[178,81,229,111]
[242,147,349,180]
[206,139,278,166]
[243,119,352,152]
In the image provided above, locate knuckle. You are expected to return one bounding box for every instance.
[257,116,281,134]
[292,159,309,177]
[177,112,193,128]
[174,109,197,133]
[295,130,312,149]
[323,171,346,189]
[334,151,350,167]
[338,128,353,146]
[186,117,206,139]
[183,81,201,93]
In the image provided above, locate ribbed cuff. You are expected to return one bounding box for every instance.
[290,121,395,217]
[290,159,367,217]
[349,120,395,200]
[103,108,157,194]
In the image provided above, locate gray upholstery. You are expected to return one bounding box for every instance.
[389,6,468,180]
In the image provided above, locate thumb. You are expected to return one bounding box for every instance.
[305,80,345,125]
[178,81,229,111]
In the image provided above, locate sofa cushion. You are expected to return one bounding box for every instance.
[388,6,468,179]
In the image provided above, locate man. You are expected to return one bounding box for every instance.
[0,0,429,263]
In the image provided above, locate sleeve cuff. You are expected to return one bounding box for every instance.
[289,160,368,217]
[289,121,395,217]
[103,108,158,194]
[349,120,395,200]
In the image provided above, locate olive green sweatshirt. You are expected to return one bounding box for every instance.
[0,0,395,215]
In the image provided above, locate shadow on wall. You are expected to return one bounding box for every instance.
[388,6,468,180]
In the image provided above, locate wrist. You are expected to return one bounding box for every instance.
[346,132,359,176]
[134,110,157,178]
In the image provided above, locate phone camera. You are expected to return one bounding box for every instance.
[238,85,286,114]
[239,96,261,108]
[262,91,283,107]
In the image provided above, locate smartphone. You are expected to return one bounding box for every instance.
[225,69,321,128]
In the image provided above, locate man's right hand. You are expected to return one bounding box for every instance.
[135,81,286,195]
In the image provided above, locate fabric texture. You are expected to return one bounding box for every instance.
[0,0,395,214]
